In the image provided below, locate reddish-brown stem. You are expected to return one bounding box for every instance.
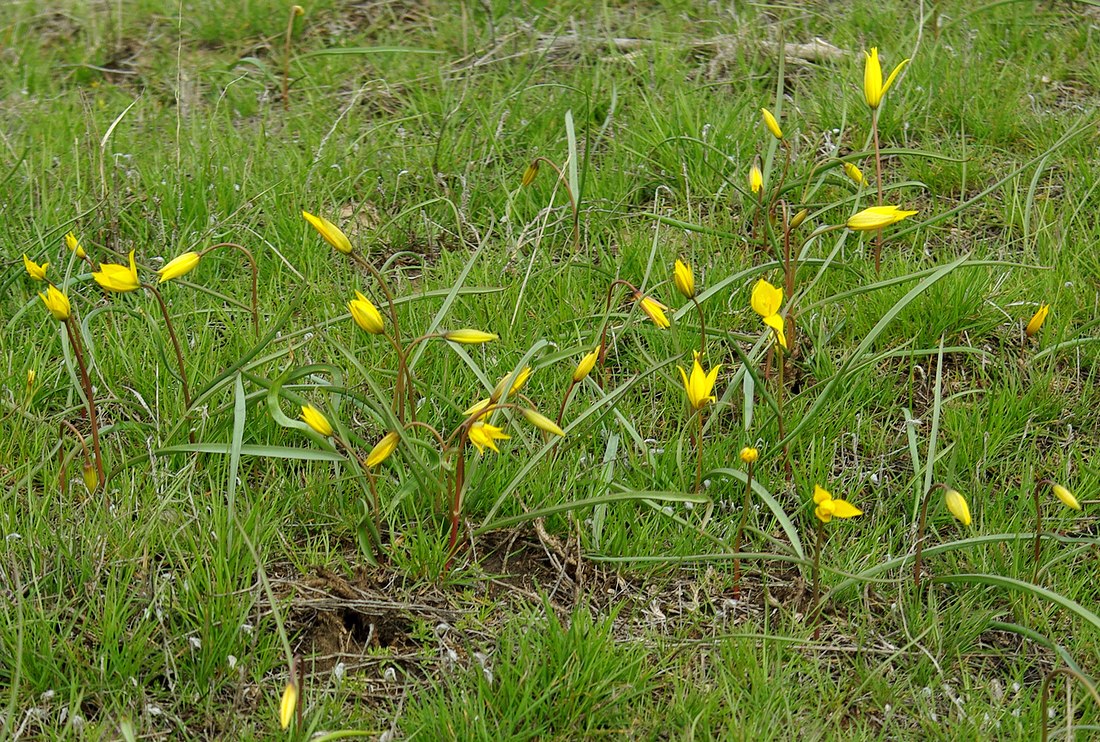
[58,419,92,494]
[871,108,885,274]
[446,437,467,572]
[691,297,706,358]
[1039,667,1100,742]
[694,410,704,493]
[913,483,948,590]
[349,251,407,422]
[62,318,105,493]
[143,284,191,411]
[556,379,578,428]
[200,243,260,335]
[529,156,580,252]
[1032,478,1055,583]
[596,279,637,386]
[732,460,754,598]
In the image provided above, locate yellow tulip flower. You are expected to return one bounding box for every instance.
[749,164,764,195]
[349,291,385,334]
[1025,304,1049,337]
[846,205,918,231]
[1051,483,1081,511]
[23,254,48,281]
[813,485,862,524]
[521,161,540,187]
[678,351,720,411]
[302,211,353,254]
[300,404,334,437]
[522,408,565,437]
[279,682,298,729]
[468,420,510,454]
[39,285,71,321]
[673,259,695,299]
[156,252,201,283]
[750,279,787,349]
[444,329,498,344]
[92,250,140,292]
[365,431,399,468]
[944,488,971,527]
[761,107,783,140]
[863,47,909,109]
[843,162,866,185]
[635,292,670,329]
[572,346,600,383]
[64,232,87,258]
[739,446,759,465]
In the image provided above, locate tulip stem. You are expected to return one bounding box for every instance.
[62,317,105,494]
[691,297,706,359]
[556,379,577,428]
[775,342,790,478]
[811,519,823,638]
[529,156,581,253]
[58,419,93,494]
[282,6,303,111]
[143,284,192,413]
[732,460,754,599]
[1039,667,1100,742]
[913,483,948,590]
[871,108,885,274]
[695,410,704,495]
[349,252,407,422]
[1032,477,1055,584]
[596,279,636,385]
[200,243,261,335]
[446,435,467,574]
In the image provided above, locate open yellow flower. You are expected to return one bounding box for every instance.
[843,162,866,185]
[1025,304,1049,337]
[678,351,720,411]
[157,252,201,283]
[750,279,787,349]
[846,205,918,231]
[92,250,140,292]
[468,420,509,454]
[813,485,862,523]
[300,404,334,437]
[65,232,86,258]
[635,292,670,329]
[572,346,600,383]
[944,488,971,527]
[39,285,71,321]
[863,47,909,109]
[444,329,498,344]
[749,163,763,195]
[302,211,353,254]
[349,291,385,334]
[673,259,695,299]
[279,682,298,730]
[761,107,783,140]
[23,255,48,281]
[365,431,399,468]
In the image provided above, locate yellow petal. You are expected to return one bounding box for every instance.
[300,404,334,437]
[302,211,353,254]
[813,484,832,505]
[39,285,72,321]
[521,408,565,437]
[944,488,971,527]
[761,107,783,140]
[444,329,498,344]
[1051,484,1081,511]
[365,431,399,468]
[1025,304,1049,337]
[674,259,695,299]
[636,294,670,329]
[843,162,866,185]
[846,205,918,231]
[881,58,911,99]
[156,252,201,283]
[64,232,87,258]
[863,47,883,108]
[349,291,385,334]
[572,346,600,383]
[739,447,759,464]
[464,398,492,418]
[830,498,863,518]
[279,682,298,730]
[749,164,763,194]
[750,279,783,318]
[763,313,787,349]
[22,254,48,281]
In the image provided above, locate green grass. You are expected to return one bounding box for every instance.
[3,0,1099,739]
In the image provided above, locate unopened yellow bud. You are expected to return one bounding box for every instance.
[572,346,600,383]
[739,447,759,465]
[521,161,540,187]
[522,408,565,437]
[444,329,498,344]
[1051,483,1081,511]
[760,108,783,140]
[82,462,99,492]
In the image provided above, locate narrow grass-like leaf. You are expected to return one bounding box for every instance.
[706,467,803,559]
[933,573,1100,633]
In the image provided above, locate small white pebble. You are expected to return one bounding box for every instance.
[227,655,237,669]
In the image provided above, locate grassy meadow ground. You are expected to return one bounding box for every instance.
[2,0,1100,739]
